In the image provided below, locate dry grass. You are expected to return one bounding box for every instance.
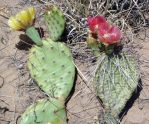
[32,0,149,61]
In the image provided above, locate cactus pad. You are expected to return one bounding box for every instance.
[45,6,65,41]
[20,99,67,124]
[28,39,75,100]
[94,53,139,119]
[100,113,118,124]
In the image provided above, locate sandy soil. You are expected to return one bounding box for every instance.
[0,0,149,124]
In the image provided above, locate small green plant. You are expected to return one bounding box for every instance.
[87,16,139,123]
[8,6,75,124]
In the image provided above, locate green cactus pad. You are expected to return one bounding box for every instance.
[44,6,65,41]
[28,39,75,100]
[20,99,67,124]
[100,113,118,124]
[94,53,139,119]
[26,27,43,46]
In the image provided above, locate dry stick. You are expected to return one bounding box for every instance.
[0,14,9,19]
[0,99,9,105]
[20,39,34,47]
[37,0,46,4]
[88,0,93,9]
[72,105,101,114]
[73,62,93,93]
[0,75,4,88]
[73,54,106,106]
[67,110,82,119]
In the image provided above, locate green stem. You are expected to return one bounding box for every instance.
[87,35,100,57]
[105,44,115,55]
[26,26,43,46]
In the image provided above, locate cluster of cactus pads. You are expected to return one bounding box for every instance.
[87,16,139,123]
[18,6,75,124]
[9,5,140,124]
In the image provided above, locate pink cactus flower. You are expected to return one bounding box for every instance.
[87,16,108,33]
[98,23,122,45]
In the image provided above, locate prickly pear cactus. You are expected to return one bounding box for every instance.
[44,6,65,41]
[28,39,75,100]
[8,5,75,124]
[94,53,139,123]
[20,99,67,124]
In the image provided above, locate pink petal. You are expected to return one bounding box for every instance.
[98,23,110,36]
[98,25,122,44]
[109,26,122,42]
[98,34,111,44]
[87,16,107,33]
[95,16,107,24]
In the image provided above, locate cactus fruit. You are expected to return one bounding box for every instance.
[28,39,75,101]
[44,6,65,41]
[94,53,139,123]
[20,99,67,124]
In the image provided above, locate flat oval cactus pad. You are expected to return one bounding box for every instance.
[28,39,75,101]
[94,53,139,119]
[44,6,65,41]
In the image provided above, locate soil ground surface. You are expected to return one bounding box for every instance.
[0,0,149,124]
